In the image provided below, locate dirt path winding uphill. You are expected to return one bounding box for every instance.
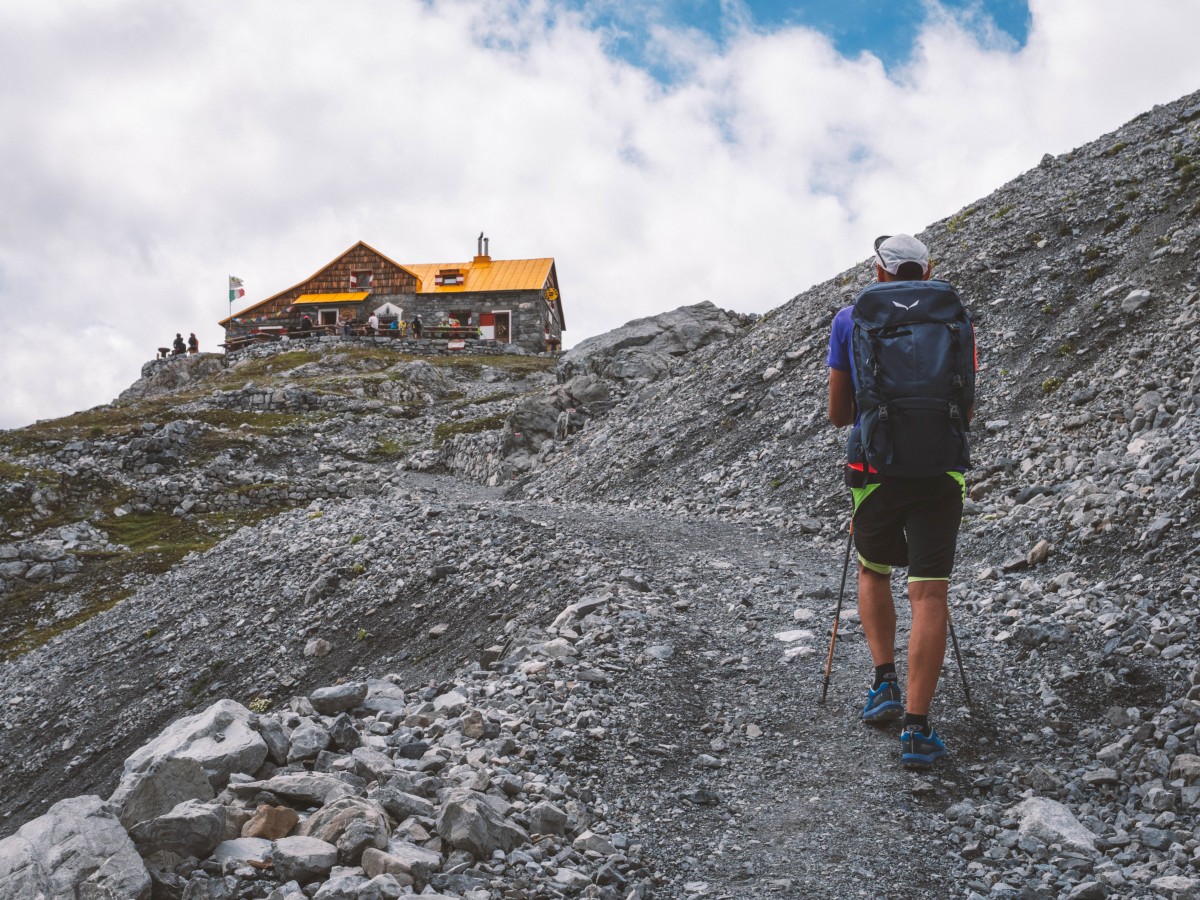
[523,499,992,898]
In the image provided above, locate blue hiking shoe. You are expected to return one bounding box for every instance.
[861,679,903,724]
[900,725,948,768]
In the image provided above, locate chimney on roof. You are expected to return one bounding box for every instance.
[474,232,492,265]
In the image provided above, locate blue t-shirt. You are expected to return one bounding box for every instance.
[826,306,854,375]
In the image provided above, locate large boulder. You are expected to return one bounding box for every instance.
[557,301,742,384]
[272,835,338,885]
[362,840,443,885]
[436,790,529,859]
[115,700,269,797]
[0,795,151,899]
[129,798,226,859]
[310,682,369,716]
[108,755,215,830]
[298,796,390,864]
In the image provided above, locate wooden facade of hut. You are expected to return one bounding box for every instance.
[220,241,417,337]
[220,235,565,353]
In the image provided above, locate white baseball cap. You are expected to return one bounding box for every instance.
[874,234,930,275]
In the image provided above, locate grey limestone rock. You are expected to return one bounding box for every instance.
[117,699,269,794]
[529,800,569,836]
[272,835,338,884]
[108,754,216,830]
[1013,797,1097,855]
[361,840,442,883]
[436,790,530,858]
[310,682,369,716]
[287,720,332,763]
[129,798,226,859]
[297,796,390,864]
[0,795,151,900]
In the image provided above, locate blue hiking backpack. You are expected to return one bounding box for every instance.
[849,279,975,478]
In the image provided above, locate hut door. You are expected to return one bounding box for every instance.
[493,312,511,343]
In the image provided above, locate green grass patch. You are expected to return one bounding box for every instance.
[433,413,508,448]
[370,436,411,458]
[190,410,311,432]
[0,459,53,483]
[1042,376,1064,395]
[1101,141,1128,158]
[946,206,978,232]
[225,349,319,379]
[990,204,1015,220]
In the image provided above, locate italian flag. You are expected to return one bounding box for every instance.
[229,275,245,302]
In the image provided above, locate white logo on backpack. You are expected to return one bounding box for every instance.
[892,299,920,310]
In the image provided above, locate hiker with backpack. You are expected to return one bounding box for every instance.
[826,234,976,769]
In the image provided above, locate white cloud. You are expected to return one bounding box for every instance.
[1,0,1199,428]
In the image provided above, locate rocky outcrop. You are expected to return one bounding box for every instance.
[120,353,227,402]
[557,300,747,384]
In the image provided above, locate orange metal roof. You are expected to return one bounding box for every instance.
[405,257,554,294]
[293,292,369,305]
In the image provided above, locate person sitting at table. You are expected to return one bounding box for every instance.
[389,318,398,331]
[172,333,186,356]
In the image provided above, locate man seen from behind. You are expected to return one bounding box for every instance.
[826,234,976,768]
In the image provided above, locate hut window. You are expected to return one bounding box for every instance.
[450,309,471,325]
[435,269,463,286]
[350,270,374,289]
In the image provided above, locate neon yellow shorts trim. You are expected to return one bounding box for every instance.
[857,553,891,575]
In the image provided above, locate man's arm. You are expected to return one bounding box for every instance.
[828,368,855,427]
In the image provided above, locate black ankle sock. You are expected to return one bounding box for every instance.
[873,664,897,689]
[903,713,929,735]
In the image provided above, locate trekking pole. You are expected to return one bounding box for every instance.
[819,521,854,705]
[946,604,972,709]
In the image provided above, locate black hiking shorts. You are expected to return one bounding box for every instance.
[850,472,965,580]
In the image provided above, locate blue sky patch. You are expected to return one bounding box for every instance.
[562,0,1031,75]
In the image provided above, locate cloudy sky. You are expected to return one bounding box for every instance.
[2,0,1199,429]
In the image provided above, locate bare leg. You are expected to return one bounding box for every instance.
[856,564,896,668]
[906,580,948,715]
